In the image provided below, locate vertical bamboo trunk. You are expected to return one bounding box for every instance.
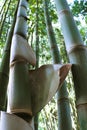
[8,0,32,116]
[34,0,39,129]
[0,1,19,111]
[54,0,87,129]
[43,0,72,130]
[35,0,39,69]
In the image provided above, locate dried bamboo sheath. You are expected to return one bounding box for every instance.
[8,63,71,116]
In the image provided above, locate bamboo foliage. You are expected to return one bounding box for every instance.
[43,0,72,130]
[54,0,87,129]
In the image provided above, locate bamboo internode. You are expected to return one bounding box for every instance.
[10,34,36,66]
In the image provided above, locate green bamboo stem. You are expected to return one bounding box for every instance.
[8,62,32,116]
[44,0,72,129]
[34,0,39,129]
[0,0,8,15]
[0,0,11,38]
[13,0,28,38]
[54,0,87,129]
[8,0,34,121]
[0,2,19,111]
[35,0,39,69]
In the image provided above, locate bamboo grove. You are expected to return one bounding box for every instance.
[0,0,87,130]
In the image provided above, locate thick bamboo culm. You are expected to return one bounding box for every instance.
[54,0,87,129]
[8,0,34,117]
[43,0,72,129]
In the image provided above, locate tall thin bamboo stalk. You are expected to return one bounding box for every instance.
[34,0,39,129]
[0,0,11,37]
[54,0,87,129]
[35,0,39,69]
[0,0,8,15]
[44,0,72,129]
[0,1,19,111]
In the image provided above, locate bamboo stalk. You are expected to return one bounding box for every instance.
[43,0,72,129]
[54,0,87,129]
[34,0,39,129]
[8,0,36,123]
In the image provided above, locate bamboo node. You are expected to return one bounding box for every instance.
[17,15,27,21]
[67,44,87,54]
[57,97,69,104]
[77,103,87,109]
[10,59,27,67]
[58,9,70,16]
[14,32,27,39]
[9,108,32,117]
[19,4,27,9]
[51,45,57,49]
